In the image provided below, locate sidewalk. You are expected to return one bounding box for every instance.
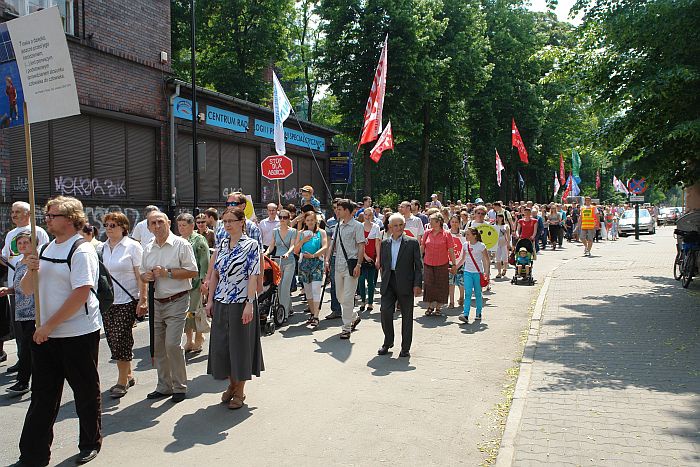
[498,228,700,466]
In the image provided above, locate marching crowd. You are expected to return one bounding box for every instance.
[0,186,635,466]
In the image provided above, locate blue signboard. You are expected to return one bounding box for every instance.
[206,105,248,132]
[173,96,197,120]
[254,119,326,152]
[0,23,25,128]
[329,152,352,184]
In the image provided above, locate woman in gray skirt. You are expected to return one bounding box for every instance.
[205,207,264,409]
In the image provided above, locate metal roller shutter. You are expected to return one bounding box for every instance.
[239,144,258,202]
[127,124,157,200]
[92,117,126,199]
[281,153,299,204]
[7,121,50,198]
[199,137,220,203]
[176,132,193,203]
[52,115,91,197]
[311,158,327,203]
[220,141,240,198]
[298,156,312,198]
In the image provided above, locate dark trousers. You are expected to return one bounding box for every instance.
[329,256,341,313]
[16,320,35,385]
[380,272,414,351]
[19,330,102,465]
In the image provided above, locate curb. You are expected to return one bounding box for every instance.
[494,273,551,467]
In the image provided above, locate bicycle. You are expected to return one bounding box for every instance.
[674,229,700,288]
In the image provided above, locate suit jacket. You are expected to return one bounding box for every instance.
[379,234,423,296]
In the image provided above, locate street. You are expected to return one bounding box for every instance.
[0,227,695,466]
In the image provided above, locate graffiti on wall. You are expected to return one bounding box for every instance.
[12,176,28,193]
[55,176,127,198]
[85,205,141,240]
[261,184,300,205]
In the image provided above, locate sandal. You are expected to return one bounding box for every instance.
[458,298,464,307]
[221,385,236,403]
[308,317,319,329]
[448,302,455,308]
[425,308,434,316]
[367,305,374,311]
[496,274,502,279]
[433,308,442,316]
[110,384,128,398]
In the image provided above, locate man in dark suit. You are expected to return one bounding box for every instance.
[378,213,423,357]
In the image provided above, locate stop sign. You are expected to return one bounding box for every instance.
[261,155,294,180]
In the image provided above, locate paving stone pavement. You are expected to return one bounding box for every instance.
[508,228,700,466]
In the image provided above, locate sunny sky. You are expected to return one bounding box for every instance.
[528,0,582,24]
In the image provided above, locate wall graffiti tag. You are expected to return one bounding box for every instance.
[55,176,127,198]
[84,205,141,241]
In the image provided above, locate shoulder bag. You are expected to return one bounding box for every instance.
[467,244,489,287]
[337,225,358,271]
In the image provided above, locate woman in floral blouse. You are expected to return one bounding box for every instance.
[206,207,264,410]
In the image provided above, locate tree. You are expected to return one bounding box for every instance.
[558,0,700,188]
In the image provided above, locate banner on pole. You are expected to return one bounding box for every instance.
[7,7,80,124]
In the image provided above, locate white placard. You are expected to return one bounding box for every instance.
[7,7,80,123]
[630,195,645,202]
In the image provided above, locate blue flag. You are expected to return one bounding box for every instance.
[518,172,525,190]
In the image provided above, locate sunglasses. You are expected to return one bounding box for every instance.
[196,221,206,224]
[280,216,290,220]
[105,222,118,228]
[226,201,244,207]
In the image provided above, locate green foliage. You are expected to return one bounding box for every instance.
[556,0,700,188]
[376,191,400,210]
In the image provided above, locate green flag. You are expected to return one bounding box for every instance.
[572,149,582,184]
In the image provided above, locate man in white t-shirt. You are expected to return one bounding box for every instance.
[131,205,159,247]
[399,201,425,242]
[1,201,49,371]
[14,196,102,466]
[258,203,280,251]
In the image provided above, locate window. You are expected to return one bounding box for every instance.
[4,1,74,35]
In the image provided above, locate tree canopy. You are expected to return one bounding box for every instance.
[170,0,696,203]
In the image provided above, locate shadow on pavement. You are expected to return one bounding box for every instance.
[366,355,416,376]
[164,403,255,453]
[460,322,489,334]
[534,273,700,449]
[313,335,353,362]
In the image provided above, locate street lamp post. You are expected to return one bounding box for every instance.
[190,0,199,216]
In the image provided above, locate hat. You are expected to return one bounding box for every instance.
[301,185,313,193]
[475,197,484,204]
[431,193,438,198]
[519,247,527,252]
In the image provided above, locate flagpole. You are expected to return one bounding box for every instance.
[23,102,41,327]
[289,108,333,204]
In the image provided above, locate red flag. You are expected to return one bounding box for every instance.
[359,36,388,147]
[512,118,529,164]
[559,152,566,185]
[369,121,394,163]
[495,148,505,187]
[596,169,601,190]
[561,172,573,201]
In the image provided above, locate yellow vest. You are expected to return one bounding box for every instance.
[581,207,596,229]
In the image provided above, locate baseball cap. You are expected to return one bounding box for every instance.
[301,185,313,193]
[431,193,438,198]
[519,247,527,252]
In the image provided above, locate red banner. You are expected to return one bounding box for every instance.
[370,121,394,163]
[512,118,529,164]
[359,36,388,147]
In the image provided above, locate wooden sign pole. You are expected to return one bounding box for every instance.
[276,179,282,208]
[23,101,41,326]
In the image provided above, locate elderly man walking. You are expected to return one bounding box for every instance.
[140,211,198,403]
[377,214,423,357]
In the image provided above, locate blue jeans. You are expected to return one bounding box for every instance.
[329,256,341,313]
[463,271,483,318]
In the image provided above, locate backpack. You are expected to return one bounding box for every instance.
[39,238,114,314]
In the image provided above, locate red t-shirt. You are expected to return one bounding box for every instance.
[421,229,454,266]
[518,218,538,239]
[364,229,376,259]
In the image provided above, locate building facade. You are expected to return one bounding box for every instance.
[0,0,336,240]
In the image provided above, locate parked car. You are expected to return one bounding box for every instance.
[659,207,683,226]
[619,209,656,236]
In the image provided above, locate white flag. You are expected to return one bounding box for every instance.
[553,171,561,196]
[273,72,292,155]
[495,148,505,187]
[613,175,629,195]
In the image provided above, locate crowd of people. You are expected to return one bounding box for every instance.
[0,187,640,466]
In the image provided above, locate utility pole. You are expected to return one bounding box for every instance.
[190,0,199,216]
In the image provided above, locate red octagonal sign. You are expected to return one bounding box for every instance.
[261,155,294,180]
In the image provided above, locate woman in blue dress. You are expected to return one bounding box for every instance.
[293,211,328,329]
[206,207,264,410]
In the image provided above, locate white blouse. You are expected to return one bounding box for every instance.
[101,236,143,304]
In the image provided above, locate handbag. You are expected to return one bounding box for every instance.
[337,226,358,271]
[467,244,490,287]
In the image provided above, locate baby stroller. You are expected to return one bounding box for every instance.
[258,255,285,335]
[511,238,535,285]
